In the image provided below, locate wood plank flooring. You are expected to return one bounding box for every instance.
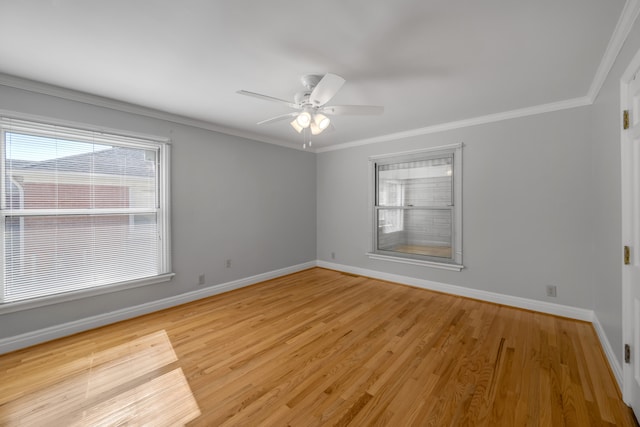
[0,267,636,426]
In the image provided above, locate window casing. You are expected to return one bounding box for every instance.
[0,117,172,306]
[369,144,463,270]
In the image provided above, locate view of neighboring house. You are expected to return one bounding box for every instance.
[3,144,159,302]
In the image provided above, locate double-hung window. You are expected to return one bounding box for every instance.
[0,117,172,306]
[369,144,463,270]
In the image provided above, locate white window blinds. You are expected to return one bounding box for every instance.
[371,144,463,269]
[0,118,171,303]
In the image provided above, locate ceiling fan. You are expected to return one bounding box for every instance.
[237,73,383,147]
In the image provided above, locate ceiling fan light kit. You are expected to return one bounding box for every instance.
[290,112,331,135]
[310,121,323,136]
[314,113,330,130]
[290,118,303,133]
[237,73,384,147]
[295,111,311,128]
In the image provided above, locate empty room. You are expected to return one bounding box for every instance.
[2,1,640,425]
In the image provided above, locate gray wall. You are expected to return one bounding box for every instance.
[3,18,640,369]
[0,85,317,340]
[317,15,640,370]
[317,106,594,308]
[590,17,640,366]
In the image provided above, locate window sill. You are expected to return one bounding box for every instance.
[0,273,175,314]
[366,253,464,271]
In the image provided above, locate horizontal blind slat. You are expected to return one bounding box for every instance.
[4,214,159,302]
[2,120,164,303]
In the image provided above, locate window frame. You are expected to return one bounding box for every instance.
[367,143,463,271]
[0,116,173,313]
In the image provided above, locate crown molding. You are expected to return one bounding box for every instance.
[588,0,640,102]
[1,0,638,154]
[316,96,592,153]
[0,73,304,152]
[318,0,640,153]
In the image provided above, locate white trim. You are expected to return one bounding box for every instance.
[0,74,590,154]
[0,273,175,314]
[0,0,637,158]
[366,252,463,271]
[621,57,633,407]
[0,0,636,157]
[619,40,640,407]
[588,0,640,102]
[621,44,640,84]
[368,142,463,160]
[0,110,170,144]
[316,0,640,153]
[316,260,594,321]
[315,262,624,386]
[3,208,159,216]
[593,313,624,392]
[0,116,173,306]
[0,261,315,355]
[316,97,592,153]
[160,143,172,274]
[370,144,463,267]
[0,74,303,152]
[0,258,620,390]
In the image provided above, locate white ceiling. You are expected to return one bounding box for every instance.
[0,0,628,150]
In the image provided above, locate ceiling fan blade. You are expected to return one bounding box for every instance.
[236,90,297,108]
[256,112,298,125]
[309,73,345,107]
[321,105,384,115]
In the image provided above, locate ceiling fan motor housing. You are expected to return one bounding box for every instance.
[300,74,322,90]
[294,91,312,106]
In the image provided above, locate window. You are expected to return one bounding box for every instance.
[369,144,463,270]
[0,118,172,305]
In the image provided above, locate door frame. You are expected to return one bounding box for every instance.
[620,46,640,405]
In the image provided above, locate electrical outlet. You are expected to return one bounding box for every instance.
[226,259,231,268]
[331,252,335,260]
[198,274,205,285]
[546,285,557,298]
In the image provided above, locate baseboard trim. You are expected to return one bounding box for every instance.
[319,261,629,393]
[316,261,594,322]
[316,261,631,388]
[0,261,316,355]
[592,313,624,391]
[1,258,620,393]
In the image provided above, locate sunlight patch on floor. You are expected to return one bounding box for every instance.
[0,330,200,426]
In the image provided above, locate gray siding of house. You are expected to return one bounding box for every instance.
[404,177,452,247]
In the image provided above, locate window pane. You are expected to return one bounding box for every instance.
[378,208,403,234]
[0,118,169,304]
[5,132,157,210]
[4,214,158,302]
[378,157,452,207]
[377,208,452,259]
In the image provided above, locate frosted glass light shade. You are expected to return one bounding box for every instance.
[296,112,311,128]
[310,121,322,135]
[314,114,330,130]
[290,119,303,133]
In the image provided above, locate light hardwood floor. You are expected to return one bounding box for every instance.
[0,267,637,426]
